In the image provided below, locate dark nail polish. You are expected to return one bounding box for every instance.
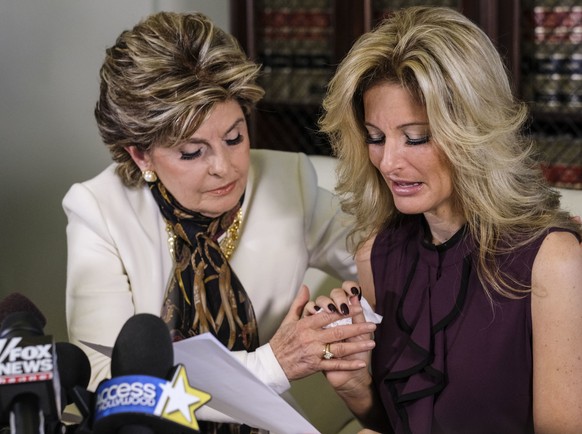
[351,286,359,296]
[328,303,337,313]
[358,290,362,300]
[314,305,321,311]
[340,303,349,315]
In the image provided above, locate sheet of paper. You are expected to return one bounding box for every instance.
[173,333,320,434]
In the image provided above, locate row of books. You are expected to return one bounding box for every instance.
[259,68,331,104]
[257,0,329,9]
[524,5,581,112]
[527,5,581,43]
[373,0,458,9]
[523,73,581,112]
[257,2,333,74]
[535,134,582,188]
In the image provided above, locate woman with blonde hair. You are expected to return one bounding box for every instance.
[312,6,582,433]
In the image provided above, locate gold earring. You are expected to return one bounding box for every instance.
[142,170,158,183]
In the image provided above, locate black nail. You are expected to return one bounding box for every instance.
[358,290,362,300]
[340,303,349,315]
[314,305,321,311]
[351,286,359,296]
[328,303,337,313]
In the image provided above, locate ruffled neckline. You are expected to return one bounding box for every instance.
[383,219,473,433]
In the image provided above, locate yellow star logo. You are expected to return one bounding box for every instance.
[154,364,211,430]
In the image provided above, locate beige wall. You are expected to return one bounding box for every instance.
[0,0,229,341]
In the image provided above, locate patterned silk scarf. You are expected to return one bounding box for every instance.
[147,179,259,434]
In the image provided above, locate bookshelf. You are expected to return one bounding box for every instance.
[521,1,582,188]
[231,0,369,155]
[231,0,582,189]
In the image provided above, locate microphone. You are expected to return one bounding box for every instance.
[0,309,60,434]
[0,293,46,331]
[92,314,211,434]
[55,342,91,408]
[55,342,93,433]
[0,293,93,434]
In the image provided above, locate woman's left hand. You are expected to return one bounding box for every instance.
[269,284,376,381]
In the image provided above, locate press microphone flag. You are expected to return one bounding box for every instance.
[0,293,94,434]
[0,311,61,433]
[94,364,210,432]
[0,323,59,403]
[92,313,211,433]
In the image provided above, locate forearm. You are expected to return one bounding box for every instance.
[230,344,291,394]
[334,373,391,433]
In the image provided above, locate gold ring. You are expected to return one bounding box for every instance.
[322,343,334,360]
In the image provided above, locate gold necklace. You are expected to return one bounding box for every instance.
[166,224,176,257]
[219,209,243,260]
[165,209,243,260]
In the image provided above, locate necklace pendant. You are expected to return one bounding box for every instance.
[219,209,243,260]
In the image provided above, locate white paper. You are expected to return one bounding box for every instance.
[173,333,320,434]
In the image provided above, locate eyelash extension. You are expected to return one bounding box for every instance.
[364,135,430,146]
[179,133,244,160]
[180,150,201,160]
[226,134,243,146]
[365,135,384,145]
[406,135,430,145]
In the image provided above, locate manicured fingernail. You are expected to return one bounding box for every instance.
[358,290,362,300]
[351,286,359,296]
[328,303,337,313]
[314,305,321,311]
[340,303,349,315]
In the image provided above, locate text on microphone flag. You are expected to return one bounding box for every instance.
[95,363,210,431]
[0,336,55,382]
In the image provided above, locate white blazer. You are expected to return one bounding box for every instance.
[63,149,355,421]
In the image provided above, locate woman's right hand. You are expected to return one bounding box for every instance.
[268,284,376,381]
[314,283,374,392]
[304,282,381,427]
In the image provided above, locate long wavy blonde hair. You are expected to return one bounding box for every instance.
[95,11,264,187]
[320,6,581,298]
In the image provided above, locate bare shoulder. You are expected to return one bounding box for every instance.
[531,231,582,430]
[356,236,377,309]
[532,230,582,295]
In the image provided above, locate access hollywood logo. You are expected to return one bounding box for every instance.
[94,364,211,430]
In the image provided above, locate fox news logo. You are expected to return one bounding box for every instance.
[0,336,54,383]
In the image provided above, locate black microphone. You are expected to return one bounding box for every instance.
[0,309,60,434]
[55,342,93,434]
[0,293,94,434]
[0,293,46,331]
[55,342,91,408]
[92,314,211,434]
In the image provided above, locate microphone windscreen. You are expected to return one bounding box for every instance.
[0,292,46,329]
[0,311,44,338]
[110,313,173,379]
[56,342,91,389]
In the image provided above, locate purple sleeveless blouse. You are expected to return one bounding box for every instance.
[370,215,561,434]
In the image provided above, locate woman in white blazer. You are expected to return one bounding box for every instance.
[63,11,376,430]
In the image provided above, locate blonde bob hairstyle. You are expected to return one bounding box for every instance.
[320,6,581,298]
[95,11,264,187]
